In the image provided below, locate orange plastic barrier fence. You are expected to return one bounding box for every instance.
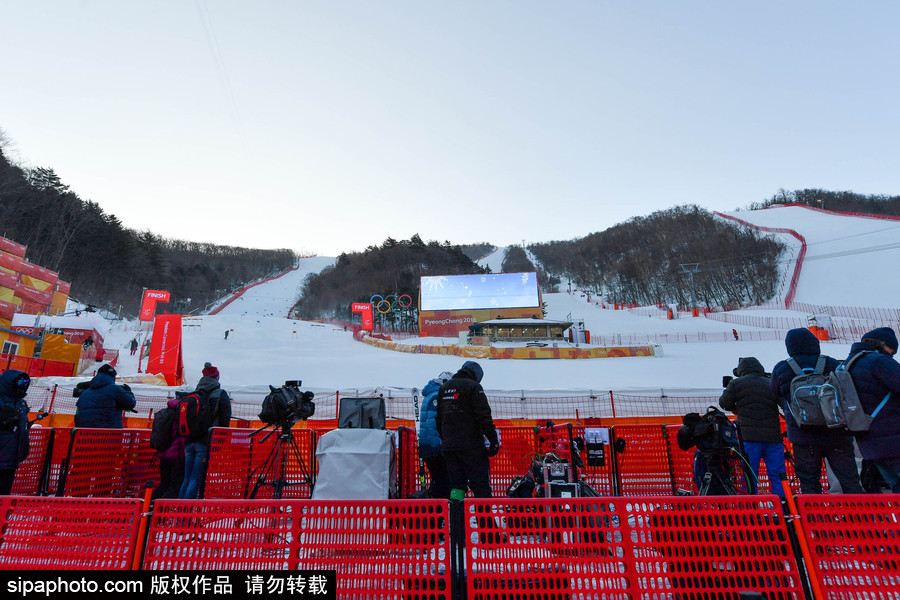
[205,427,316,499]
[464,495,804,598]
[144,499,451,595]
[0,496,142,569]
[57,428,156,498]
[612,424,674,495]
[795,493,900,596]
[9,427,53,496]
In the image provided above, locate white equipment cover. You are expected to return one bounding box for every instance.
[312,429,396,500]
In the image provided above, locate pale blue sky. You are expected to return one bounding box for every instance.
[2,1,898,256]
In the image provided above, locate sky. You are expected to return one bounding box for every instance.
[2,2,900,257]
[38,205,898,424]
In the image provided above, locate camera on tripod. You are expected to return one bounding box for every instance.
[676,406,739,453]
[258,380,316,427]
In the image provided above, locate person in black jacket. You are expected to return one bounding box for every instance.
[0,370,31,495]
[842,327,900,492]
[177,362,232,500]
[770,328,862,494]
[74,364,136,429]
[436,361,498,499]
[719,356,785,499]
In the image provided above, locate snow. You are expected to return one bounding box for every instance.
[76,206,897,400]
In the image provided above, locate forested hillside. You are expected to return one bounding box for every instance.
[754,188,900,215]
[529,205,784,308]
[0,147,295,316]
[291,235,487,327]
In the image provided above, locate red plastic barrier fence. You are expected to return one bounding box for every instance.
[204,427,316,499]
[10,427,53,496]
[612,424,674,495]
[57,428,156,498]
[0,496,142,569]
[144,499,451,596]
[465,495,804,598]
[795,493,900,596]
[489,426,539,496]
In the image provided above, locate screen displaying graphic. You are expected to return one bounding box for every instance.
[420,272,540,311]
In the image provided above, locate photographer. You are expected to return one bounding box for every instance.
[0,370,31,495]
[719,357,785,500]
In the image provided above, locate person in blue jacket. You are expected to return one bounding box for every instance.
[0,369,31,495]
[74,364,136,428]
[770,328,862,494]
[418,371,453,499]
[842,327,900,492]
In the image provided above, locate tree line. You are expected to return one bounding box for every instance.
[528,205,785,309]
[0,146,295,317]
[291,235,489,329]
[751,188,900,215]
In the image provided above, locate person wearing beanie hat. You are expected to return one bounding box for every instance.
[841,327,900,491]
[769,328,863,494]
[178,362,232,500]
[202,362,220,380]
[416,371,454,499]
[436,361,498,499]
[74,363,136,429]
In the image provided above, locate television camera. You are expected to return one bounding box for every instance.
[258,380,316,427]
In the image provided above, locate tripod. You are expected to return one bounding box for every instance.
[247,421,314,499]
[697,448,751,496]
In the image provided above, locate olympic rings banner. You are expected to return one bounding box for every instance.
[369,294,413,315]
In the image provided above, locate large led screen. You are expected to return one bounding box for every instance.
[420,272,540,311]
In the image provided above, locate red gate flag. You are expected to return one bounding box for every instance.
[351,302,374,331]
[146,314,184,386]
[139,290,170,322]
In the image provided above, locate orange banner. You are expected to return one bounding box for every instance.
[146,314,184,386]
[0,236,26,258]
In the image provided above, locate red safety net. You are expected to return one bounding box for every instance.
[57,428,156,498]
[465,495,803,598]
[205,427,316,499]
[0,496,141,569]
[10,427,53,496]
[145,499,451,596]
[490,426,539,497]
[398,426,426,498]
[665,424,697,495]
[613,424,674,495]
[795,493,900,596]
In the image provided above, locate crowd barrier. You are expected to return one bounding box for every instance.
[11,422,832,504]
[0,496,142,569]
[3,493,900,599]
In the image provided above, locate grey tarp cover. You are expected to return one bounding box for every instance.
[312,428,396,499]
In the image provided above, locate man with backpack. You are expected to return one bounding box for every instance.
[770,328,863,494]
[719,356,786,499]
[178,362,232,500]
[842,327,900,492]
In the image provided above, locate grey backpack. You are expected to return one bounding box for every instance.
[786,356,830,428]
[826,350,891,433]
